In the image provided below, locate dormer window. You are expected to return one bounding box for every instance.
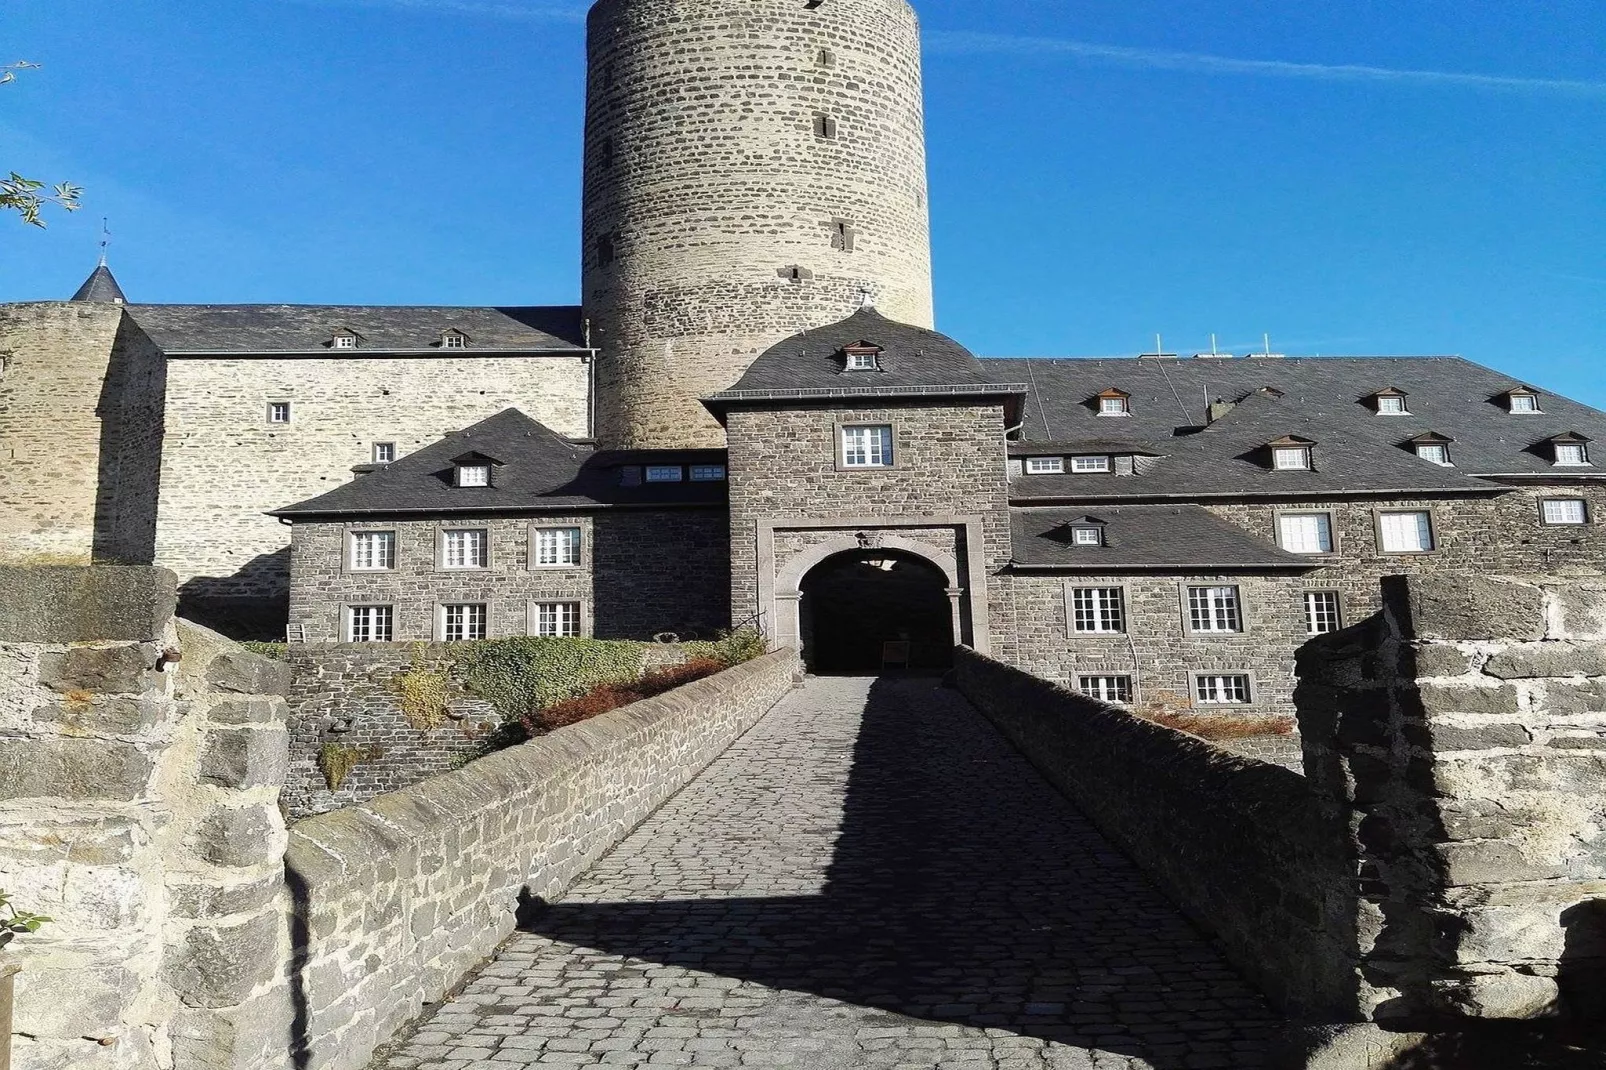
[331,330,361,350]
[1372,389,1410,415]
[1407,433,1454,466]
[1506,388,1543,414]
[441,330,469,350]
[1551,435,1593,467]
[1071,455,1112,474]
[1025,457,1065,474]
[1095,389,1131,417]
[841,342,883,372]
[1071,526,1104,547]
[1267,436,1315,471]
[451,450,504,488]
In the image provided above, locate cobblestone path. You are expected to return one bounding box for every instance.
[376,677,1283,1070]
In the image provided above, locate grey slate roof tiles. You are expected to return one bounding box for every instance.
[992,356,1606,498]
[127,304,586,353]
[70,264,127,303]
[1011,505,1317,571]
[271,409,726,517]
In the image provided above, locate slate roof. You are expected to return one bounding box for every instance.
[1010,505,1317,571]
[991,356,1606,499]
[705,308,1027,418]
[70,264,127,303]
[126,305,586,353]
[270,409,726,518]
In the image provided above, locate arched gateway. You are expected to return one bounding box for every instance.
[791,541,960,673]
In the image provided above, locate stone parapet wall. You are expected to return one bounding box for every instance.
[283,648,801,1070]
[0,567,292,1070]
[1297,573,1606,1025]
[952,647,1357,1018]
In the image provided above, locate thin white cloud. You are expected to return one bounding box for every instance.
[280,0,585,21]
[928,31,1606,99]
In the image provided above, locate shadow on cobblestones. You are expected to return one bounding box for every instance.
[500,677,1281,1068]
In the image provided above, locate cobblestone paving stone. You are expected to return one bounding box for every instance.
[375,676,1284,1070]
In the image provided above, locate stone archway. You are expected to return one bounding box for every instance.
[797,548,956,673]
[771,533,967,663]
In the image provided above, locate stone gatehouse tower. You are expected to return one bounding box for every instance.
[582,0,935,449]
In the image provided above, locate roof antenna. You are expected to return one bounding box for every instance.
[98,217,111,267]
[1264,332,1273,356]
[1210,333,1219,356]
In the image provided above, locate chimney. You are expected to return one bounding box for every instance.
[1207,398,1236,424]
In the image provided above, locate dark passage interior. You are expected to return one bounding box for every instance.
[800,549,954,674]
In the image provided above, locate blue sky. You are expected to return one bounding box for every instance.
[3,1,1602,396]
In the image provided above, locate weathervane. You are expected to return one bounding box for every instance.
[98,217,111,267]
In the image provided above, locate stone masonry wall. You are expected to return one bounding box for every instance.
[952,646,1358,1018]
[0,305,163,565]
[1296,573,1606,1026]
[726,401,1011,647]
[157,353,591,622]
[287,507,730,644]
[0,566,292,1070]
[583,0,933,447]
[284,648,801,1070]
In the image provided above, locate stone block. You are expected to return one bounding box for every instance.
[192,805,283,868]
[1266,1022,1426,1070]
[205,650,290,696]
[170,874,285,919]
[1484,642,1606,680]
[1432,972,1560,1018]
[37,644,156,695]
[199,728,289,790]
[1446,904,1567,965]
[209,696,287,725]
[1415,682,1521,717]
[1546,581,1606,641]
[0,738,153,801]
[1425,721,1533,751]
[1544,679,1606,716]
[31,694,166,735]
[1437,840,1568,885]
[1411,643,1476,678]
[164,911,283,1009]
[0,566,176,643]
[13,964,135,1037]
[1389,574,1545,643]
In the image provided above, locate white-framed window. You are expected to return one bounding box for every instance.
[442,528,489,569]
[1187,586,1243,633]
[1542,499,1589,526]
[347,605,394,643]
[1071,526,1104,547]
[373,442,396,464]
[1416,444,1452,466]
[1026,457,1065,474]
[690,465,727,482]
[349,531,396,571]
[1377,395,1409,415]
[1555,443,1591,467]
[441,603,488,642]
[333,334,358,350]
[456,464,491,487]
[532,601,582,638]
[442,333,467,349]
[268,402,292,424]
[1273,446,1312,471]
[1098,396,1129,416]
[1070,587,1125,634]
[1078,675,1133,704]
[1278,513,1334,555]
[1304,591,1343,636]
[645,465,684,483]
[1195,674,1253,705]
[1509,393,1541,414]
[847,352,878,371]
[1378,511,1435,553]
[841,425,895,468]
[1071,455,1112,473]
[533,526,582,568]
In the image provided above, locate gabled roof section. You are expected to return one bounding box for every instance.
[70,263,127,303]
[269,409,726,518]
[704,308,1026,419]
[1011,505,1316,571]
[126,305,586,354]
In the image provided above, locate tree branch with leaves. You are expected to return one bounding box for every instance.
[2,61,82,227]
[0,889,51,950]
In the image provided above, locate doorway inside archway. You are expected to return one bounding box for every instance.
[799,549,955,675]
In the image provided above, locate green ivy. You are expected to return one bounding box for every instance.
[318,743,385,791]
[240,641,288,661]
[0,889,51,950]
[452,637,646,722]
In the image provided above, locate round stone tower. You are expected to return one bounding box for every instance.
[582,0,934,448]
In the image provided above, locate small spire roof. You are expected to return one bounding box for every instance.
[70,263,127,304]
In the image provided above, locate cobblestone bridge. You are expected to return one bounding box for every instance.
[376,677,1283,1070]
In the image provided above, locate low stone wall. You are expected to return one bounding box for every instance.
[283,647,801,1070]
[282,641,715,818]
[0,567,292,1070]
[953,646,1358,1019]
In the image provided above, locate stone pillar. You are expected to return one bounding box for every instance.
[0,566,292,1070]
[1295,573,1606,1027]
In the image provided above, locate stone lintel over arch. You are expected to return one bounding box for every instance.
[755,516,991,657]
